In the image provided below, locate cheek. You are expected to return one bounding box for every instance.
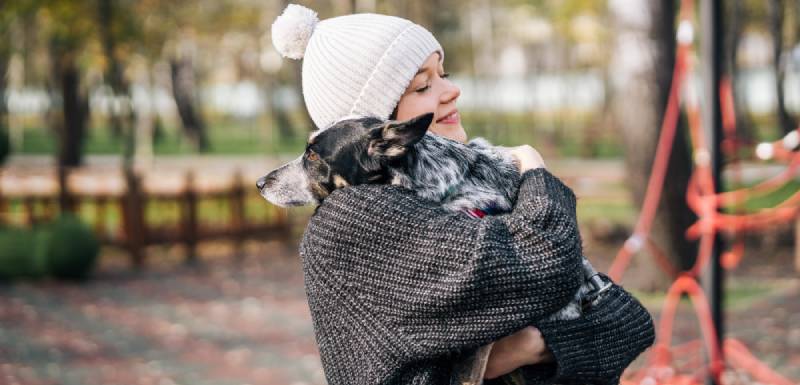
[306,160,330,184]
[396,94,437,122]
[306,162,333,199]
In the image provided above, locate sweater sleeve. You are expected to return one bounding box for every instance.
[483,279,655,385]
[532,276,655,385]
[301,168,584,360]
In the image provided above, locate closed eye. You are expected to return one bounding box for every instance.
[415,73,450,93]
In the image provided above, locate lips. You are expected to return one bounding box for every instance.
[436,110,459,124]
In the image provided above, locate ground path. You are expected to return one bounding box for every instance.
[1,241,797,385]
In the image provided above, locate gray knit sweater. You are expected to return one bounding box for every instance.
[300,168,654,385]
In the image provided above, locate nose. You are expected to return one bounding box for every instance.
[440,80,460,105]
[256,175,275,191]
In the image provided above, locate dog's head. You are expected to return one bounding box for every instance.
[257,113,434,207]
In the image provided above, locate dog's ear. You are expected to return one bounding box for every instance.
[368,113,434,159]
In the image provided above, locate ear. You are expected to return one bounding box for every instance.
[368,113,434,159]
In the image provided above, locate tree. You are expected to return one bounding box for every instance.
[40,1,96,167]
[97,0,137,165]
[610,0,697,290]
[133,0,267,152]
[769,0,797,135]
[725,0,755,145]
[169,39,209,152]
[0,3,14,164]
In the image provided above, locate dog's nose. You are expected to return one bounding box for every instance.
[256,175,273,191]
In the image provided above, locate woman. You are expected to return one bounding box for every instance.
[271,4,654,384]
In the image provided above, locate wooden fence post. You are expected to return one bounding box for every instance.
[182,171,198,265]
[44,197,56,222]
[230,170,245,261]
[95,196,107,241]
[24,196,35,226]
[57,166,76,214]
[122,169,146,268]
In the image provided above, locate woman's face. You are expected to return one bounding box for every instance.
[395,53,466,143]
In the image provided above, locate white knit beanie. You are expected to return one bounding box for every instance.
[271,4,443,130]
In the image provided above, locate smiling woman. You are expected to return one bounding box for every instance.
[266,4,655,385]
[393,53,467,143]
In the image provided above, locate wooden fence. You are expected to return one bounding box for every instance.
[0,166,292,267]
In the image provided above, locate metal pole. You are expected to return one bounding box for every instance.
[700,1,724,384]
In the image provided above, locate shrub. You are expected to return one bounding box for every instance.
[0,227,47,280]
[40,215,100,280]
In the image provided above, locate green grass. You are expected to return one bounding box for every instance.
[11,109,791,158]
[2,193,279,238]
[12,109,622,157]
[722,179,800,212]
[576,197,636,226]
[630,279,778,311]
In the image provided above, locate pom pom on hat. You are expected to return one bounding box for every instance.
[271,5,443,129]
[271,4,319,60]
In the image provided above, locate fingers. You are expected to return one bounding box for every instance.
[483,326,551,379]
[508,145,546,172]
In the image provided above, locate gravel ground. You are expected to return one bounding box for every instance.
[0,238,797,385]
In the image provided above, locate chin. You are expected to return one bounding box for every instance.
[432,124,468,143]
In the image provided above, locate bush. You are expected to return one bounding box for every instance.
[40,215,100,280]
[0,216,100,281]
[0,227,47,280]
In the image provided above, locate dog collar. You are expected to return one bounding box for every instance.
[465,208,487,218]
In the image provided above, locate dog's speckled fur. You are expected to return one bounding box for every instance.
[388,134,520,215]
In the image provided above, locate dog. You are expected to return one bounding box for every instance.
[256,113,520,214]
[257,113,609,384]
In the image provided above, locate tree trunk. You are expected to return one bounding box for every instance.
[49,49,87,214]
[52,51,88,167]
[610,0,697,290]
[726,0,754,144]
[770,0,795,135]
[133,64,156,166]
[99,0,136,166]
[0,49,9,164]
[170,55,209,152]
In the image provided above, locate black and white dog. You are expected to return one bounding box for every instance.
[257,113,608,384]
[257,113,520,216]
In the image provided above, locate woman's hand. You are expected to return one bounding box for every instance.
[484,326,554,380]
[507,145,546,172]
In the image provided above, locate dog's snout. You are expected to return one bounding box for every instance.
[256,175,275,191]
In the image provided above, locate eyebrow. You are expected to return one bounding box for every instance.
[415,61,445,76]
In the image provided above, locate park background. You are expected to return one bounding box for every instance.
[0,0,798,384]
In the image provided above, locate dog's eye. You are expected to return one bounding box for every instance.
[307,152,319,161]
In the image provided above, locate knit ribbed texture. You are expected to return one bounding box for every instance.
[533,277,655,384]
[300,12,442,129]
[300,168,655,385]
